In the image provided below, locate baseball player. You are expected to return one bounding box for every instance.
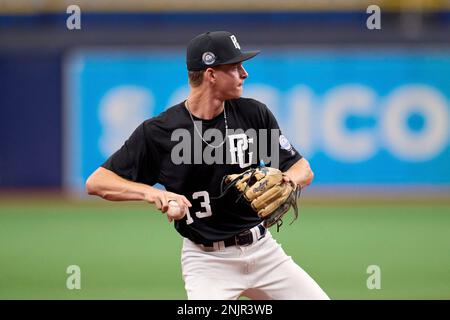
[86,31,329,300]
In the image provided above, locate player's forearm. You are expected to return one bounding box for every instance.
[284,158,314,188]
[86,167,153,202]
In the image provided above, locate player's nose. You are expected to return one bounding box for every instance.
[239,65,248,79]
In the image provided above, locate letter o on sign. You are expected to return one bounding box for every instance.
[382,85,448,161]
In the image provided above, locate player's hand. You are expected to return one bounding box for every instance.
[145,188,192,219]
[282,173,297,186]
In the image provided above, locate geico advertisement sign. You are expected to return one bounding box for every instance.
[243,83,448,163]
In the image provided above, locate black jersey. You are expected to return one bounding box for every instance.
[102,98,302,244]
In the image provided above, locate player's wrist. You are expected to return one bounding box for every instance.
[143,185,159,203]
[283,172,299,187]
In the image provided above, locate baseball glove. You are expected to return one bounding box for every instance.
[220,166,301,230]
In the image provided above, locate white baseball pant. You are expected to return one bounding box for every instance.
[181,231,329,300]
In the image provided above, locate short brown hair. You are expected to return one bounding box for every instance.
[188,70,204,87]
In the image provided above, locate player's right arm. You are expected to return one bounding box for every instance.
[86,167,191,214]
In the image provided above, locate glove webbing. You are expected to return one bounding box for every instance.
[273,184,301,232]
[211,168,259,202]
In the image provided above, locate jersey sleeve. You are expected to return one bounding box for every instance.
[101,122,159,185]
[261,103,303,172]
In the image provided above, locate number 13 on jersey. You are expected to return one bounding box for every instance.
[185,191,212,225]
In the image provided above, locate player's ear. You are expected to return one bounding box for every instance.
[204,67,216,83]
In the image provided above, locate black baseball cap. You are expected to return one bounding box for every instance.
[186,31,260,71]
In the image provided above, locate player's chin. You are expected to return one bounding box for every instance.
[222,86,243,100]
[229,86,243,99]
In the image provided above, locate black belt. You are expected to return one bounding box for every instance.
[199,224,266,249]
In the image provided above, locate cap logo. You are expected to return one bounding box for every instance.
[202,52,216,65]
[230,35,241,49]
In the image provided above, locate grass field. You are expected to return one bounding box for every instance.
[1,197,449,299]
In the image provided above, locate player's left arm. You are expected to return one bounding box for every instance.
[256,100,313,188]
[282,158,314,189]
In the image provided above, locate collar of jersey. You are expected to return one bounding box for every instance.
[185,101,227,124]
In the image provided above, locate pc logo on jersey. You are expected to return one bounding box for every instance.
[228,133,253,168]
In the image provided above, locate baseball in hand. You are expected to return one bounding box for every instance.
[167,200,186,220]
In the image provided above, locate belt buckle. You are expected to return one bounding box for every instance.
[235,229,253,246]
